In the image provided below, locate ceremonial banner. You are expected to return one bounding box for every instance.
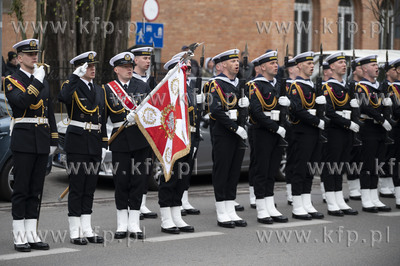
[135,65,190,181]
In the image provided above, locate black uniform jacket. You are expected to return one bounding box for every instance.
[5,69,57,154]
[103,76,151,152]
[58,74,107,155]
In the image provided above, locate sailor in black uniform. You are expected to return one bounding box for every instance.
[58,51,107,245]
[5,39,57,252]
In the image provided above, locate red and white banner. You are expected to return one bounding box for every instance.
[107,80,136,110]
[135,66,190,181]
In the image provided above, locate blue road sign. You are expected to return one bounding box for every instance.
[136,22,164,48]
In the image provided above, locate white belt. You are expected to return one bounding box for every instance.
[360,114,379,124]
[14,117,49,125]
[190,126,196,133]
[263,111,271,117]
[335,110,351,120]
[263,110,280,121]
[113,121,125,128]
[307,109,317,116]
[69,120,101,131]
[225,109,237,121]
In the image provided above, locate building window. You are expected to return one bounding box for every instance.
[379,0,394,49]
[338,0,354,50]
[294,0,313,54]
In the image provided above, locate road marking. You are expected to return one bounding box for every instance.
[376,211,400,217]
[259,220,332,229]
[0,248,79,261]
[145,231,224,242]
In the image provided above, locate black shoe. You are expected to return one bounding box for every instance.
[344,197,350,203]
[349,195,361,201]
[70,238,88,245]
[235,205,244,211]
[142,212,158,219]
[29,242,50,250]
[379,192,395,198]
[14,243,31,252]
[377,206,392,212]
[140,213,144,220]
[129,232,144,239]
[362,206,378,213]
[86,236,104,244]
[161,227,180,234]
[250,204,256,209]
[271,215,289,223]
[257,217,274,224]
[217,221,236,228]
[327,210,344,217]
[341,209,358,215]
[232,219,247,227]
[397,204,400,209]
[178,225,195,232]
[185,208,201,215]
[181,209,187,216]
[292,213,312,220]
[287,201,293,206]
[114,231,127,239]
[323,199,326,203]
[309,212,324,219]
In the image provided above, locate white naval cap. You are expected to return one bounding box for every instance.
[12,39,39,53]
[163,52,185,70]
[351,57,362,71]
[130,47,153,56]
[251,55,261,66]
[212,49,240,64]
[109,52,134,67]
[70,51,97,66]
[205,57,213,68]
[286,58,296,68]
[294,51,314,64]
[257,51,278,65]
[322,61,330,70]
[358,55,378,66]
[326,52,346,65]
[386,58,400,70]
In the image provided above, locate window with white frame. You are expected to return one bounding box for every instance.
[294,0,313,54]
[338,0,354,50]
[379,0,394,49]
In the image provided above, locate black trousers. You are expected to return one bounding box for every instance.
[321,127,352,192]
[211,132,245,202]
[182,134,200,191]
[285,128,295,185]
[112,146,152,210]
[291,130,321,196]
[67,153,100,217]
[391,127,400,187]
[359,121,386,189]
[158,154,188,207]
[253,129,282,199]
[348,145,362,181]
[247,126,255,187]
[11,152,48,220]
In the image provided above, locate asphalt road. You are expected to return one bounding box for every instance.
[0,168,399,265]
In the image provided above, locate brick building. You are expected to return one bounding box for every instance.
[2,0,399,66]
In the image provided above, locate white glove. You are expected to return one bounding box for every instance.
[49,146,57,156]
[101,148,107,163]
[33,64,45,83]
[349,121,360,133]
[278,96,290,107]
[315,95,326,105]
[73,62,88,78]
[276,126,286,138]
[196,94,205,104]
[235,126,248,140]
[383,98,393,107]
[350,99,359,108]
[126,110,136,124]
[238,97,250,108]
[382,120,392,131]
[318,120,325,130]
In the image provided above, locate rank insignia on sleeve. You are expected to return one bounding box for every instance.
[210,87,215,93]
[7,83,13,91]
[292,89,297,95]
[324,90,328,95]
